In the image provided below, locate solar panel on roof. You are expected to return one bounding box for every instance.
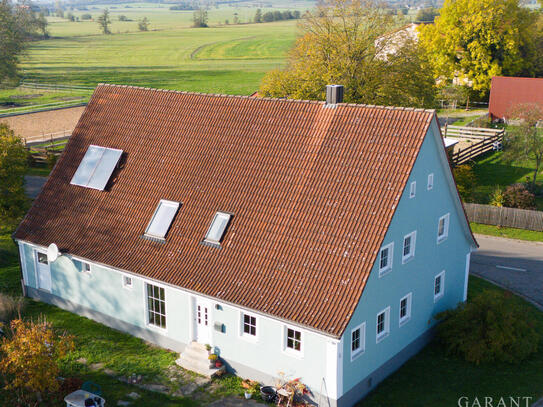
[87,148,123,190]
[145,200,180,239]
[70,145,123,191]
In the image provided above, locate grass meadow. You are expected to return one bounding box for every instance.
[13,3,306,97]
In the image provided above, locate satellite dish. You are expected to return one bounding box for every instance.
[47,243,59,262]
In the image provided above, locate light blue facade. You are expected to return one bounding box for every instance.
[16,118,475,407]
[17,240,333,401]
[339,120,474,403]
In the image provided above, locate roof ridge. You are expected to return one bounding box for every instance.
[96,83,436,113]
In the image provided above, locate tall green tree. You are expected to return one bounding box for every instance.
[503,103,543,188]
[254,8,262,23]
[138,16,149,31]
[0,124,28,226]
[97,8,111,34]
[192,7,208,27]
[259,0,436,108]
[419,0,541,96]
[0,0,48,85]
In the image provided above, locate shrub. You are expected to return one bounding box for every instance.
[46,152,58,169]
[0,294,24,324]
[489,186,505,207]
[0,318,75,405]
[503,184,537,210]
[453,164,477,202]
[436,290,539,364]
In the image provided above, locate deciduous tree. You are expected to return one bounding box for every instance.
[503,103,543,188]
[0,318,74,405]
[0,0,49,85]
[97,8,111,34]
[138,16,149,31]
[0,123,28,225]
[419,0,541,96]
[192,6,208,27]
[259,0,436,108]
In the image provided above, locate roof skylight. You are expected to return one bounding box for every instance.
[145,200,180,239]
[70,145,123,190]
[204,212,232,244]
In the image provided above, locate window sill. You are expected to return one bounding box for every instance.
[434,293,444,303]
[402,255,414,265]
[376,332,389,344]
[399,317,411,327]
[147,323,168,334]
[437,236,448,245]
[351,350,365,362]
[282,348,304,360]
[239,333,258,343]
[378,267,392,278]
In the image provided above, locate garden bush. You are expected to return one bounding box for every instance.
[502,184,537,209]
[436,290,539,364]
[453,165,477,202]
[489,186,505,207]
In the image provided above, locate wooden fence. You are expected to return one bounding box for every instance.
[465,203,543,232]
[443,125,505,167]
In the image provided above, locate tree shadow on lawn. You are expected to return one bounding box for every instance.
[22,68,264,93]
[471,152,534,203]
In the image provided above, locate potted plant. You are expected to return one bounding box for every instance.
[242,379,260,400]
[205,344,212,352]
[208,353,218,368]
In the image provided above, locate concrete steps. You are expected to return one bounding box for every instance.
[176,342,226,378]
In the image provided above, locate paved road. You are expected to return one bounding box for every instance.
[471,234,543,310]
[24,175,48,199]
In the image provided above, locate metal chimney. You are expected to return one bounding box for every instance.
[326,85,344,105]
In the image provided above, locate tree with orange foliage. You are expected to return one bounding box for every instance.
[0,318,74,406]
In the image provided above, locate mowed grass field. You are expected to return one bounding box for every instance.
[15,3,305,96]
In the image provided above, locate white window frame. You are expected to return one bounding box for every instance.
[427,173,434,190]
[350,322,366,361]
[399,293,412,327]
[123,274,133,289]
[402,231,416,264]
[144,199,180,240]
[239,311,258,341]
[71,255,92,276]
[376,307,390,343]
[378,242,394,277]
[434,271,445,302]
[437,213,450,243]
[204,211,232,245]
[409,181,416,198]
[145,283,167,331]
[283,325,304,357]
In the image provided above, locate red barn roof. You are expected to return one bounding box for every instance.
[489,76,543,120]
[15,84,438,337]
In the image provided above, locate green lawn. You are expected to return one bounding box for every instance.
[359,276,543,406]
[471,151,543,210]
[470,222,543,242]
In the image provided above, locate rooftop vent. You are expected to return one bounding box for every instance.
[326,85,344,105]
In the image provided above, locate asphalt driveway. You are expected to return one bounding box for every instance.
[471,234,543,310]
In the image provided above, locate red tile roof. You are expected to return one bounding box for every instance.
[15,85,437,337]
[489,76,543,119]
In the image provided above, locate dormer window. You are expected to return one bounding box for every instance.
[145,200,180,239]
[204,212,232,245]
[71,145,123,190]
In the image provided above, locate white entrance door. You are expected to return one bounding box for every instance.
[195,299,211,344]
[35,250,52,292]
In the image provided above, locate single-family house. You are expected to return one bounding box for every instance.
[489,76,543,120]
[14,84,477,406]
